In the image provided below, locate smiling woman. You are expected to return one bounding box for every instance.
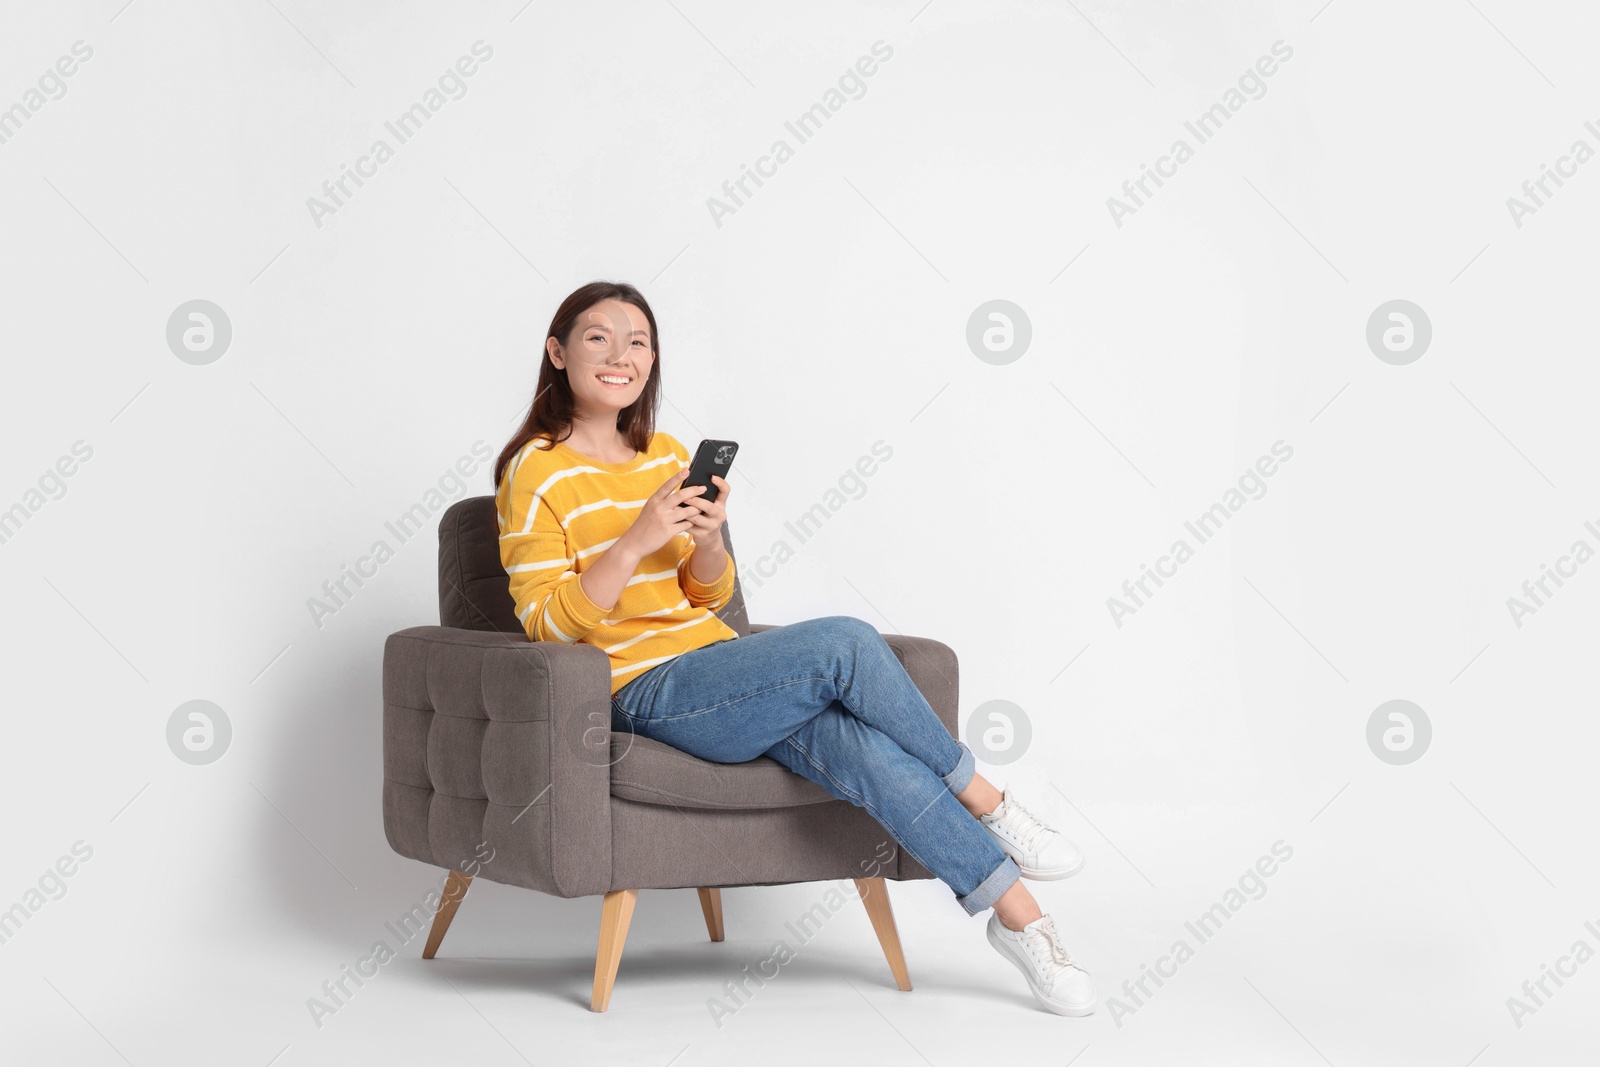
[493,281,664,480]
[486,281,1095,1018]
[492,281,737,690]
[553,308,656,412]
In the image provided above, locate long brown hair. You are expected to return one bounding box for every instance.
[493,280,662,489]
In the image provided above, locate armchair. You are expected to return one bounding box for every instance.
[381,496,962,1010]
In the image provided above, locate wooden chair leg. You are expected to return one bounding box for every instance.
[853,877,912,991]
[697,887,725,942]
[591,888,638,1012]
[422,870,472,960]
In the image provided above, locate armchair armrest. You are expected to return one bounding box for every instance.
[382,625,614,898]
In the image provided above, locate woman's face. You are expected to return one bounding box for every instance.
[548,298,654,417]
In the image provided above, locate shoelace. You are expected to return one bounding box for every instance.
[996,794,1055,854]
[1024,916,1076,970]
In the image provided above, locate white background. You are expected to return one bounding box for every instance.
[2,1,1596,1063]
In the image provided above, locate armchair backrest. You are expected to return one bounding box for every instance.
[437,495,750,637]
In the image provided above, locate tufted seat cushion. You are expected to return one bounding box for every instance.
[609,733,835,810]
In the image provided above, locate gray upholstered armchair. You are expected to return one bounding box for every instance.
[382,495,961,1010]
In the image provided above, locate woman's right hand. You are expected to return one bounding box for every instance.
[619,469,705,559]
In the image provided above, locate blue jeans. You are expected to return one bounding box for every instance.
[610,615,1020,915]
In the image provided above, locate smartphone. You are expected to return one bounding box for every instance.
[678,439,738,507]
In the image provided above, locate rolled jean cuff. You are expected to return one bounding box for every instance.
[941,740,976,794]
[957,855,1021,916]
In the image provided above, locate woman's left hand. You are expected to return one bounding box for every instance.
[681,475,730,540]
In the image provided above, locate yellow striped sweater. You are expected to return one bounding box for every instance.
[495,430,739,692]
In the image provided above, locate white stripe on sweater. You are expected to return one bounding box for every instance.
[567,497,648,521]
[520,451,679,533]
[507,557,571,574]
[626,569,678,587]
[601,612,716,653]
[612,652,683,677]
[596,600,689,626]
[575,537,620,560]
[542,601,576,643]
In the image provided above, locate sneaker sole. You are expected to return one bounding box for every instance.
[1015,854,1085,880]
[982,825,1086,881]
[986,920,1096,1017]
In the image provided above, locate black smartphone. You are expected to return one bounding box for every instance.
[678,439,738,507]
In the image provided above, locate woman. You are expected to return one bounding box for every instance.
[493,280,1095,1016]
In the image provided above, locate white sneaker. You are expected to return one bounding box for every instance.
[986,912,1096,1016]
[980,788,1084,879]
